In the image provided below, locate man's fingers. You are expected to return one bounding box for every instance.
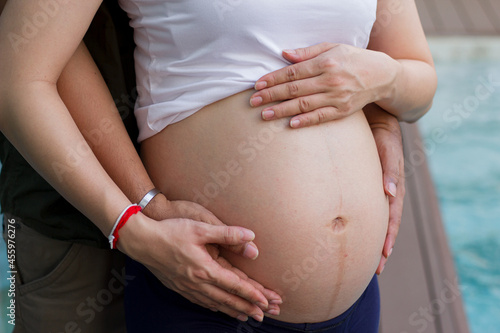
[216,256,283,309]
[205,261,269,307]
[385,202,402,256]
[382,233,395,259]
[376,255,388,275]
[188,288,260,322]
[385,181,398,198]
[200,224,260,259]
[202,263,267,321]
[174,201,226,226]
[381,149,401,187]
[222,242,259,260]
[201,224,256,245]
[172,261,267,321]
[382,178,404,259]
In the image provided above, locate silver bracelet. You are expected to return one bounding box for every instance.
[138,188,161,210]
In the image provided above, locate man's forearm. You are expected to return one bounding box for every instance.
[364,103,401,132]
[57,42,166,216]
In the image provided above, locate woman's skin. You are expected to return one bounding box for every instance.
[141,88,390,322]
[249,0,436,268]
[0,0,433,323]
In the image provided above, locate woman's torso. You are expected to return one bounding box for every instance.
[125,0,387,323]
[141,90,389,322]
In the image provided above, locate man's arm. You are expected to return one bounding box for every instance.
[57,42,281,320]
[0,0,279,321]
[364,103,405,274]
[57,42,160,215]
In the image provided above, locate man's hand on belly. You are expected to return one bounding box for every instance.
[364,104,405,275]
[118,198,282,322]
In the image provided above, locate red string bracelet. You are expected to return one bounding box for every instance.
[108,204,142,249]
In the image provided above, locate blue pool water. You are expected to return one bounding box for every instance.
[419,43,500,333]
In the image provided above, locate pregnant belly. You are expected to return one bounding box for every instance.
[140,89,389,323]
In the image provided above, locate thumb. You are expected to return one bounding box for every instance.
[282,42,335,63]
[378,144,402,198]
[381,153,403,198]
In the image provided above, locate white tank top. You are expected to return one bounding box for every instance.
[118,0,378,141]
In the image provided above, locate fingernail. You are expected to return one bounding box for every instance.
[255,81,267,90]
[266,308,280,316]
[237,314,248,322]
[256,302,268,310]
[388,183,397,197]
[252,314,264,322]
[283,49,296,55]
[243,243,259,260]
[210,308,218,312]
[380,265,385,275]
[290,119,300,128]
[270,299,283,305]
[240,229,255,241]
[250,96,263,107]
[388,247,393,257]
[262,109,275,120]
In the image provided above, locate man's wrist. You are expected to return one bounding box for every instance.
[364,103,397,124]
[138,188,162,209]
[141,192,169,220]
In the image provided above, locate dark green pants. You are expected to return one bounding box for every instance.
[2,214,127,333]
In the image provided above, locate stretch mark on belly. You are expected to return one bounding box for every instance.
[331,216,347,233]
[328,231,347,313]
